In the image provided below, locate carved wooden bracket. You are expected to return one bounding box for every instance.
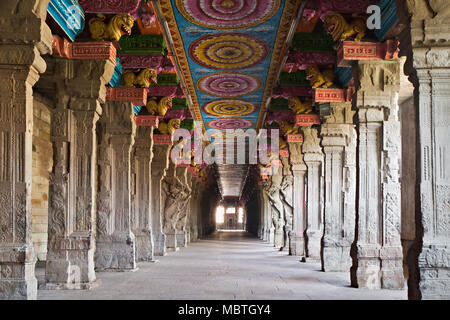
[337,40,400,66]
[295,114,321,127]
[134,115,159,127]
[52,35,117,64]
[106,87,148,106]
[286,134,304,143]
[314,88,352,103]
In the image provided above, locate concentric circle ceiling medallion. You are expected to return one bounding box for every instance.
[176,0,281,29]
[202,99,257,117]
[189,33,269,70]
[206,118,254,129]
[197,73,262,97]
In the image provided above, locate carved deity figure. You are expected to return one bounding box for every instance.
[267,172,285,247]
[89,14,134,42]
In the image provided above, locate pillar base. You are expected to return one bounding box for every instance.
[0,277,37,300]
[322,246,352,272]
[45,238,96,288]
[305,230,321,261]
[301,257,320,263]
[39,279,101,290]
[135,230,154,262]
[95,233,137,271]
[176,233,187,248]
[153,232,167,256]
[351,245,404,289]
[416,245,450,300]
[289,232,305,256]
[274,229,284,248]
[165,233,179,252]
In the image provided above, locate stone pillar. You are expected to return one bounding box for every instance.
[302,127,324,262]
[130,126,154,262]
[151,144,170,255]
[95,101,136,271]
[288,141,307,256]
[0,0,52,299]
[267,168,285,248]
[162,162,182,251]
[280,156,293,252]
[320,103,356,272]
[262,182,274,243]
[189,179,199,242]
[175,166,191,248]
[407,1,450,299]
[45,59,115,288]
[351,59,404,289]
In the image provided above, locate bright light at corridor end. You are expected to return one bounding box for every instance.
[216,206,225,223]
[238,208,244,224]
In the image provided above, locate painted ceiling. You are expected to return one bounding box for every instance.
[159,0,300,132]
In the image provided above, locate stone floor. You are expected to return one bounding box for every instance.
[37,231,407,300]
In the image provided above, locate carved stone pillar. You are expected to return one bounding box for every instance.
[267,168,285,248]
[45,59,115,288]
[95,101,136,271]
[288,141,307,256]
[151,144,170,255]
[351,59,404,289]
[301,127,324,262]
[130,127,154,262]
[407,1,450,299]
[280,156,293,252]
[320,103,356,272]
[0,0,52,299]
[162,162,182,251]
[175,166,191,248]
[189,179,199,242]
[262,181,274,243]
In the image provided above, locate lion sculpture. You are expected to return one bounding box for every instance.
[89,14,134,42]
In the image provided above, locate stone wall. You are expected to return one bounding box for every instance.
[32,96,53,261]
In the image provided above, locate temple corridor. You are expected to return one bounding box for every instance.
[37,231,406,300]
[0,0,449,301]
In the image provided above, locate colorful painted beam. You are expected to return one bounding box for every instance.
[155,73,179,86]
[118,34,166,55]
[279,71,310,87]
[337,40,400,66]
[272,86,313,99]
[289,50,336,70]
[106,87,148,106]
[317,0,377,17]
[147,85,182,97]
[52,35,116,63]
[291,32,334,53]
[118,53,165,70]
[78,0,141,14]
[47,0,85,42]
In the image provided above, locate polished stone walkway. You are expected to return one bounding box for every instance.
[37,231,407,300]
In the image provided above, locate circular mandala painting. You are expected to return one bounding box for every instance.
[189,33,269,70]
[206,118,254,129]
[197,73,262,97]
[176,0,281,29]
[202,99,257,117]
